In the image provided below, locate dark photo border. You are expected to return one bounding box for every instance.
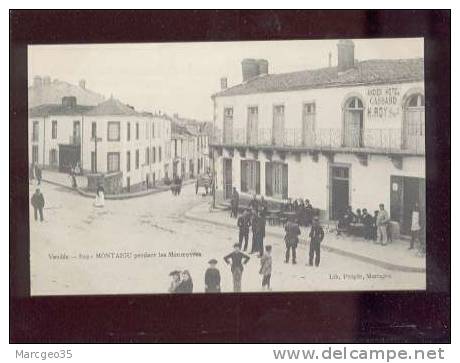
[10,9,451,343]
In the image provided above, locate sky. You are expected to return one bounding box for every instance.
[28,38,423,121]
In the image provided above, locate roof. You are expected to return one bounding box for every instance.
[171,121,194,137]
[85,97,144,116]
[29,103,94,118]
[213,58,424,98]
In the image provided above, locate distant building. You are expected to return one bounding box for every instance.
[29,96,172,193]
[210,40,425,235]
[28,76,105,108]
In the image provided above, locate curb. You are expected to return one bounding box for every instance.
[183,210,426,274]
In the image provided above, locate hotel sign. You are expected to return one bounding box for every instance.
[366,86,401,119]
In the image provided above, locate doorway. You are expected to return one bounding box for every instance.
[330,165,350,220]
[223,158,232,200]
[58,144,81,173]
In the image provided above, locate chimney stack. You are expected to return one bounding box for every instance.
[337,39,355,73]
[79,79,86,89]
[33,76,43,88]
[43,76,51,86]
[241,58,259,82]
[257,59,269,75]
[62,96,77,109]
[220,77,228,90]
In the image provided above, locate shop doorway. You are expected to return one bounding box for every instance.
[58,144,80,173]
[223,158,232,200]
[330,165,350,220]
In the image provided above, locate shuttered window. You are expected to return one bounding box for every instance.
[240,160,260,194]
[265,162,288,199]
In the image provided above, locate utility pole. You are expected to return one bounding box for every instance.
[91,136,102,173]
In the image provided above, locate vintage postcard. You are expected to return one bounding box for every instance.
[28,38,426,295]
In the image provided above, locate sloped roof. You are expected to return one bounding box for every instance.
[85,97,143,116]
[213,58,424,97]
[29,103,94,118]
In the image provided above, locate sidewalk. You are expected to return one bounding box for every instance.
[40,169,195,200]
[184,202,426,273]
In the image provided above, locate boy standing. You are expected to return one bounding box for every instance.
[205,259,221,293]
[260,245,272,291]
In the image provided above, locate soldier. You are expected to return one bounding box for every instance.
[31,188,45,222]
[237,210,251,251]
[284,219,301,264]
[224,243,250,292]
[204,259,221,293]
[308,217,325,267]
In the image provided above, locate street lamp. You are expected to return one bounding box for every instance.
[91,136,102,173]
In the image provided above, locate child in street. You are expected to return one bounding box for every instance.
[260,245,272,291]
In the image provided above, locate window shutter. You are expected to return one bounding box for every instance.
[282,163,289,199]
[265,162,273,196]
[256,161,260,194]
[241,160,247,192]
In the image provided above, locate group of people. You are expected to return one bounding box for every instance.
[285,198,316,226]
[168,269,194,293]
[237,208,266,257]
[170,176,183,196]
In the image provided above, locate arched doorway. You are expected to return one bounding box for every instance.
[403,93,425,151]
[343,96,364,147]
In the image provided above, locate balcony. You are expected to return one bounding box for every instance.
[210,127,425,156]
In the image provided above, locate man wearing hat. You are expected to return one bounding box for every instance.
[168,270,181,293]
[309,216,325,267]
[31,188,45,222]
[237,209,251,251]
[224,244,250,292]
[204,259,221,293]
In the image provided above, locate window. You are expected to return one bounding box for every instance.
[135,149,139,169]
[32,145,39,163]
[240,160,260,194]
[32,121,39,142]
[49,149,57,166]
[52,120,57,139]
[265,162,288,199]
[152,122,155,138]
[247,106,258,144]
[107,152,120,172]
[174,140,177,158]
[302,102,316,146]
[152,147,156,163]
[127,122,131,141]
[343,96,364,147]
[73,121,81,144]
[107,122,120,141]
[126,151,131,172]
[403,93,425,150]
[223,107,233,144]
[158,146,162,162]
[145,122,149,140]
[91,122,97,139]
[145,147,149,164]
[136,122,139,140]
[272,105,285,146]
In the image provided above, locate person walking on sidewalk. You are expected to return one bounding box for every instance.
[259,245,272,291]
[284,219,301,264]
[410,202,422,250]
[230,187,239,218]
[376,203,390,246]
[224,243,250,292]
[205,259,221,293]
[31,188,45,222]
[237,209,251,251]
[308,217,324,267]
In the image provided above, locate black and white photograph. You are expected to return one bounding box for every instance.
[27,37,427,295]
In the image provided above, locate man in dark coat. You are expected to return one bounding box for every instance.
[205,259,221,293]
[224,244,250,292]
[31,188,45,222]
[309,217,325,267]
[230,187,239,218]
[237,210,251,251]
[362,208,374,240]
[34,164,42,185]
[284,219,301,264]
[250,211,266,256]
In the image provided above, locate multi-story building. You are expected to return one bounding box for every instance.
[210,40,425,235]
[28,96,172,193]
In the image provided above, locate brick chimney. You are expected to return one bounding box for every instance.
[220,77,228,90]
[241,58,259,82]
[337,39,355,73]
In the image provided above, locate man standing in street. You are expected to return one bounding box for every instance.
[376,203,390,246]
[362,208,374,240]
[34,164,42,185]
[204,259,221,293]
[31,188,45,222]
[230,187,239,218]
[410,202,422,250]
[284,218,301,264]
[237,209,251,251]
[309,216,325,267]
[224,243,250,292]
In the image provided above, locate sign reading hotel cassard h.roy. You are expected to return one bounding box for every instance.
[366,86,401,119]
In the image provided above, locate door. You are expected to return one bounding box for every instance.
[272,105,285,146]
[247,106,258,145]
[223,108,233,144]
[223,158,232,200]
[330,166,350,220]
[343,97,364,147]
[302,103,316,146]
[403,94,425,151]
[58,144,81,173]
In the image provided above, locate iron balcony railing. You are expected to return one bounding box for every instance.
[211,127,425,155]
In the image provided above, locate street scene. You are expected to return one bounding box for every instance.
[28,39,426,295]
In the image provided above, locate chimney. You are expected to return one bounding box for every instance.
[257,59,269,75]
[79,79,86,89]
[337,39,355,73]
[241,58,259,82]
[220,77,228,90]
[62,96,77,109]
[33,76,43,88]
[43,76,51,86]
